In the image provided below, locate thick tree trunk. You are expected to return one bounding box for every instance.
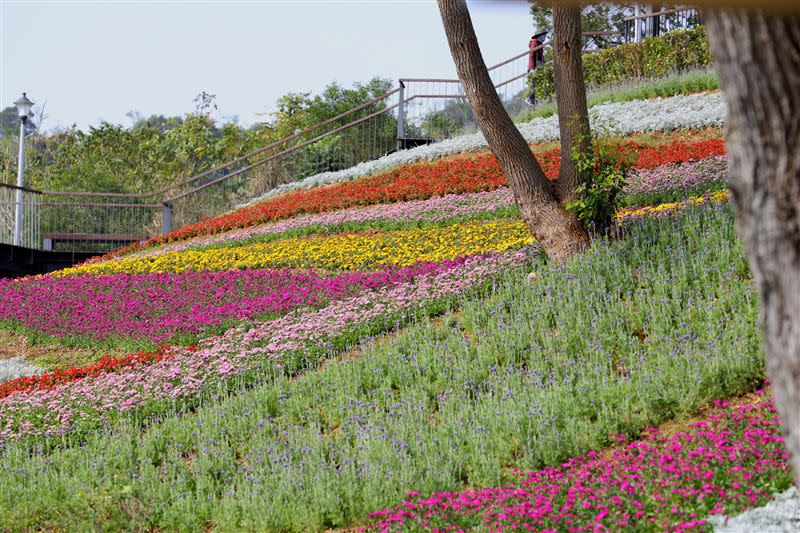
[552,3,591,204]
[437,0,589,261]
[705,11,800,483]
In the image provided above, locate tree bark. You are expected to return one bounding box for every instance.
[552,3,592,204]
[437,0,589,261]
[704,11,800,483]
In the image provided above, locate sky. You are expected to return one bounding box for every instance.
[0,0,534,132]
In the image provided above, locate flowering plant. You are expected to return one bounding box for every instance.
[566,129,636,229]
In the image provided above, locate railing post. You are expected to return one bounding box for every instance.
[162,203,172,235]
[13,122,25,247]
[396,80,405,151]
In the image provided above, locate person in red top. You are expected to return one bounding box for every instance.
[528,34,544,72]
[526,32,546,106]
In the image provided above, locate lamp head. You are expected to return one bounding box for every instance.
[14,92,34,122]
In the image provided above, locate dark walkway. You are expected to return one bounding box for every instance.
[0,243,96,278]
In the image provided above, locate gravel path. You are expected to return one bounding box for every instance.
[709,487,800,532]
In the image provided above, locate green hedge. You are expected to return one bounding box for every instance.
[529,26,711,99]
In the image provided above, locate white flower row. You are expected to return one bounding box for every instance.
[0,356,42,384]
[239,92,726,208]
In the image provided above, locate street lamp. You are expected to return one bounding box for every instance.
[13,92,33,247]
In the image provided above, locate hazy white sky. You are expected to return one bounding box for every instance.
[1,0,534,131]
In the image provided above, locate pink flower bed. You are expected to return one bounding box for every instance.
[625,156,727,195]
[0,252,529,443]
[362,391,791,533]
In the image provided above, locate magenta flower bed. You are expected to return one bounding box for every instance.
[363,391,792,533]
[0,261,466,344]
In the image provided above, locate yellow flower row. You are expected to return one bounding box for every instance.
[614,191,729,222]
[58,219,535,276]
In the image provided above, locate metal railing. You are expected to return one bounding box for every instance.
[398,43,537,141]
[623,7,701,43]
[5,19,704,254]
[162,89,401,229]
[0,184,163,252]
[0,184,40,250]
[38,192,162,252]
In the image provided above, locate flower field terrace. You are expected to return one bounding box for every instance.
[0,190,731,402]
[95,131,725,262]
[0,127,732,380]
[55,188,730,279]
[0,204,777,532]
[2,104,783,532]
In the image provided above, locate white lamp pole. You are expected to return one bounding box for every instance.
[13,92,33,247]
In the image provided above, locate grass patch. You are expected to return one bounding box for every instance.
[0,205,764,532]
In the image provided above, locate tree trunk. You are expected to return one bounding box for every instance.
[552,3,592,204]
[704,11,800,483]
[437,0,589,261]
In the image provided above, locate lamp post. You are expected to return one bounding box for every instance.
[13,92,33,247]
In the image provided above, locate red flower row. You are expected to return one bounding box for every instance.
[0,345,195,399]
[94,136,725,261]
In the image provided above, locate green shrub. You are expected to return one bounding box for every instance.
[566,129,635,229]
[529,26,711,100]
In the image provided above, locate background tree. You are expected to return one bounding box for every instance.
[530,2,633,48]
[127,112,185,133]
[437,0,590,261]
[702,7,800,484]
[0,77,393,193]
[551,3,592,205]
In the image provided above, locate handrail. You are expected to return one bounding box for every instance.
[152,86,402,196]
[582,31,624,36]
[623,7,696,22]
[39,201,162,208]
[37,87,403,202]
[0,183,42,194]
[165,100,403,203]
